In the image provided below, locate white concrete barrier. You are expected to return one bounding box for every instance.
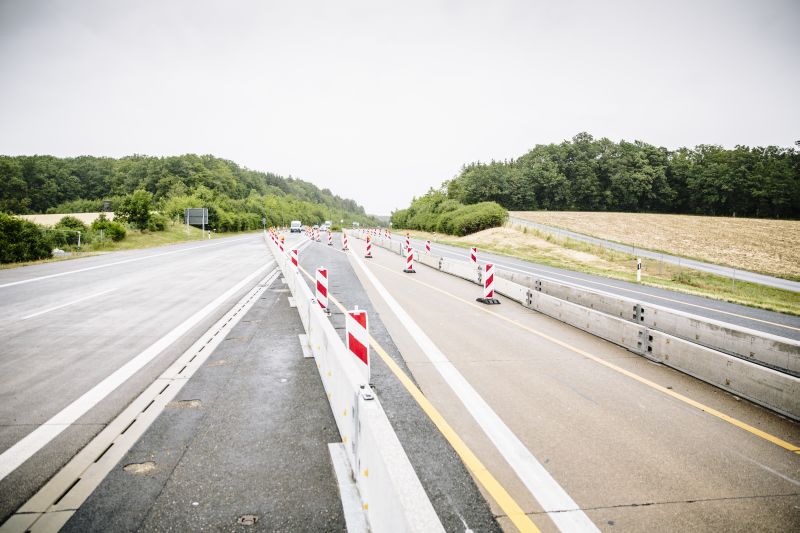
[360,233,799,419]
[267,235,444,533]
[498,271,800,377]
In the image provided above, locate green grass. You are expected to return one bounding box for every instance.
[402,228,800,316]
[0,222,262,270]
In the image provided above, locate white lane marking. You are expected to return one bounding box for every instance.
[21,289,118,320]
[7,268,280,530]
[400,236,800,333]
[349,251,599,533]
[0,260,274,483]
[0,236,256,289]
[730,451,800,487]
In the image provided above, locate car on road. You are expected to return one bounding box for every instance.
[290,220,302,233]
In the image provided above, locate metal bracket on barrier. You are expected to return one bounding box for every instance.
[359,384,374,401]
[534,279,542,292]
[636,328,655,359]
[437,258,442,270]
[525,289,534,307]
[633,303,646,323]
[477,266,483,284]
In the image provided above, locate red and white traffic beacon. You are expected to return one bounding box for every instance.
[476,263,500,304]
[346,306,370,384]
[365,235,373,258]
[403,246,416,273]
[316,266,330,315]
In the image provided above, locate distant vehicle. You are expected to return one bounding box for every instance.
[290,220,302,233]
[312,224,319,230]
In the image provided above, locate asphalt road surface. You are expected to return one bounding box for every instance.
[0,235,273,524]
[344,236,800,532]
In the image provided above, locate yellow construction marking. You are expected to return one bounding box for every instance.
[359,255,800,456]
[296,264,541,533]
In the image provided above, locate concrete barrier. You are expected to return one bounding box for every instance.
[359,232,799,419]
[267,235,444,533]
[497,271,800,377]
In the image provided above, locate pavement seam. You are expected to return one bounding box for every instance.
[492,491,800,516]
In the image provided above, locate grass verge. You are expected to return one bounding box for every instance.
[0,222,262,270]
[400,226,800,316]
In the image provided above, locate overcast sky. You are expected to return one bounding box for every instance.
[1,1,798,214]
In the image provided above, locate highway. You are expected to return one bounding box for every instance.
[386,233,800,340]
[508,215,800,293]
[343,236,800,532]
[1,230,798,532]
[0,235,273,524]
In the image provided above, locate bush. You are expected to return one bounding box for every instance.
[392,194,507,236]
[91,214,126,241]
[147,213,168,232]
[115,190,153,229]
[54,216,88,231]
[0,212,52,263]
[53,216,88,245]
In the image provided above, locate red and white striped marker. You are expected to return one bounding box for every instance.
[403,246,416,273]
[405,234,410,251]
[477,262,500,304]
[470,247,477,264]
[425,240,431,253]
[316,266,329,313]
[346,306,370,383]
[290,249,298,268]
[279,239,284,253]
[365,235,373,258]
[327,231,333,246]
[342,232,349,251]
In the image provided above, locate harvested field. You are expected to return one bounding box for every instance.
[510,211,800,279]
[19,212,115,226]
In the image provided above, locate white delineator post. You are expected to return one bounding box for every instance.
[470,247,477,265]
[316,266,329,314]
[637,258,642,282]
[291,249,299,268]
[365,235,373,258]
[477,262,500,304]
[346,306,370,384]
[426,240,431,253]
[404,246,416,273]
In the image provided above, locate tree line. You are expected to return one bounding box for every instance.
[0,154,376,230]
[0,153,367,216]
[445,133,799,218]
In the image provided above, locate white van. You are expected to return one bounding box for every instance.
[290,220,302,233]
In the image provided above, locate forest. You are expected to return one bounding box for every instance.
[0,154,375,229]
[442,133,799,218]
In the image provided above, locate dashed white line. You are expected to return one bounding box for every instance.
[0,260,274,483]
[21,289,118,320]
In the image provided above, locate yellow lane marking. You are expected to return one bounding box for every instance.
[296,263,541,533]
[357,247,800,456]
[409,237,800,333]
